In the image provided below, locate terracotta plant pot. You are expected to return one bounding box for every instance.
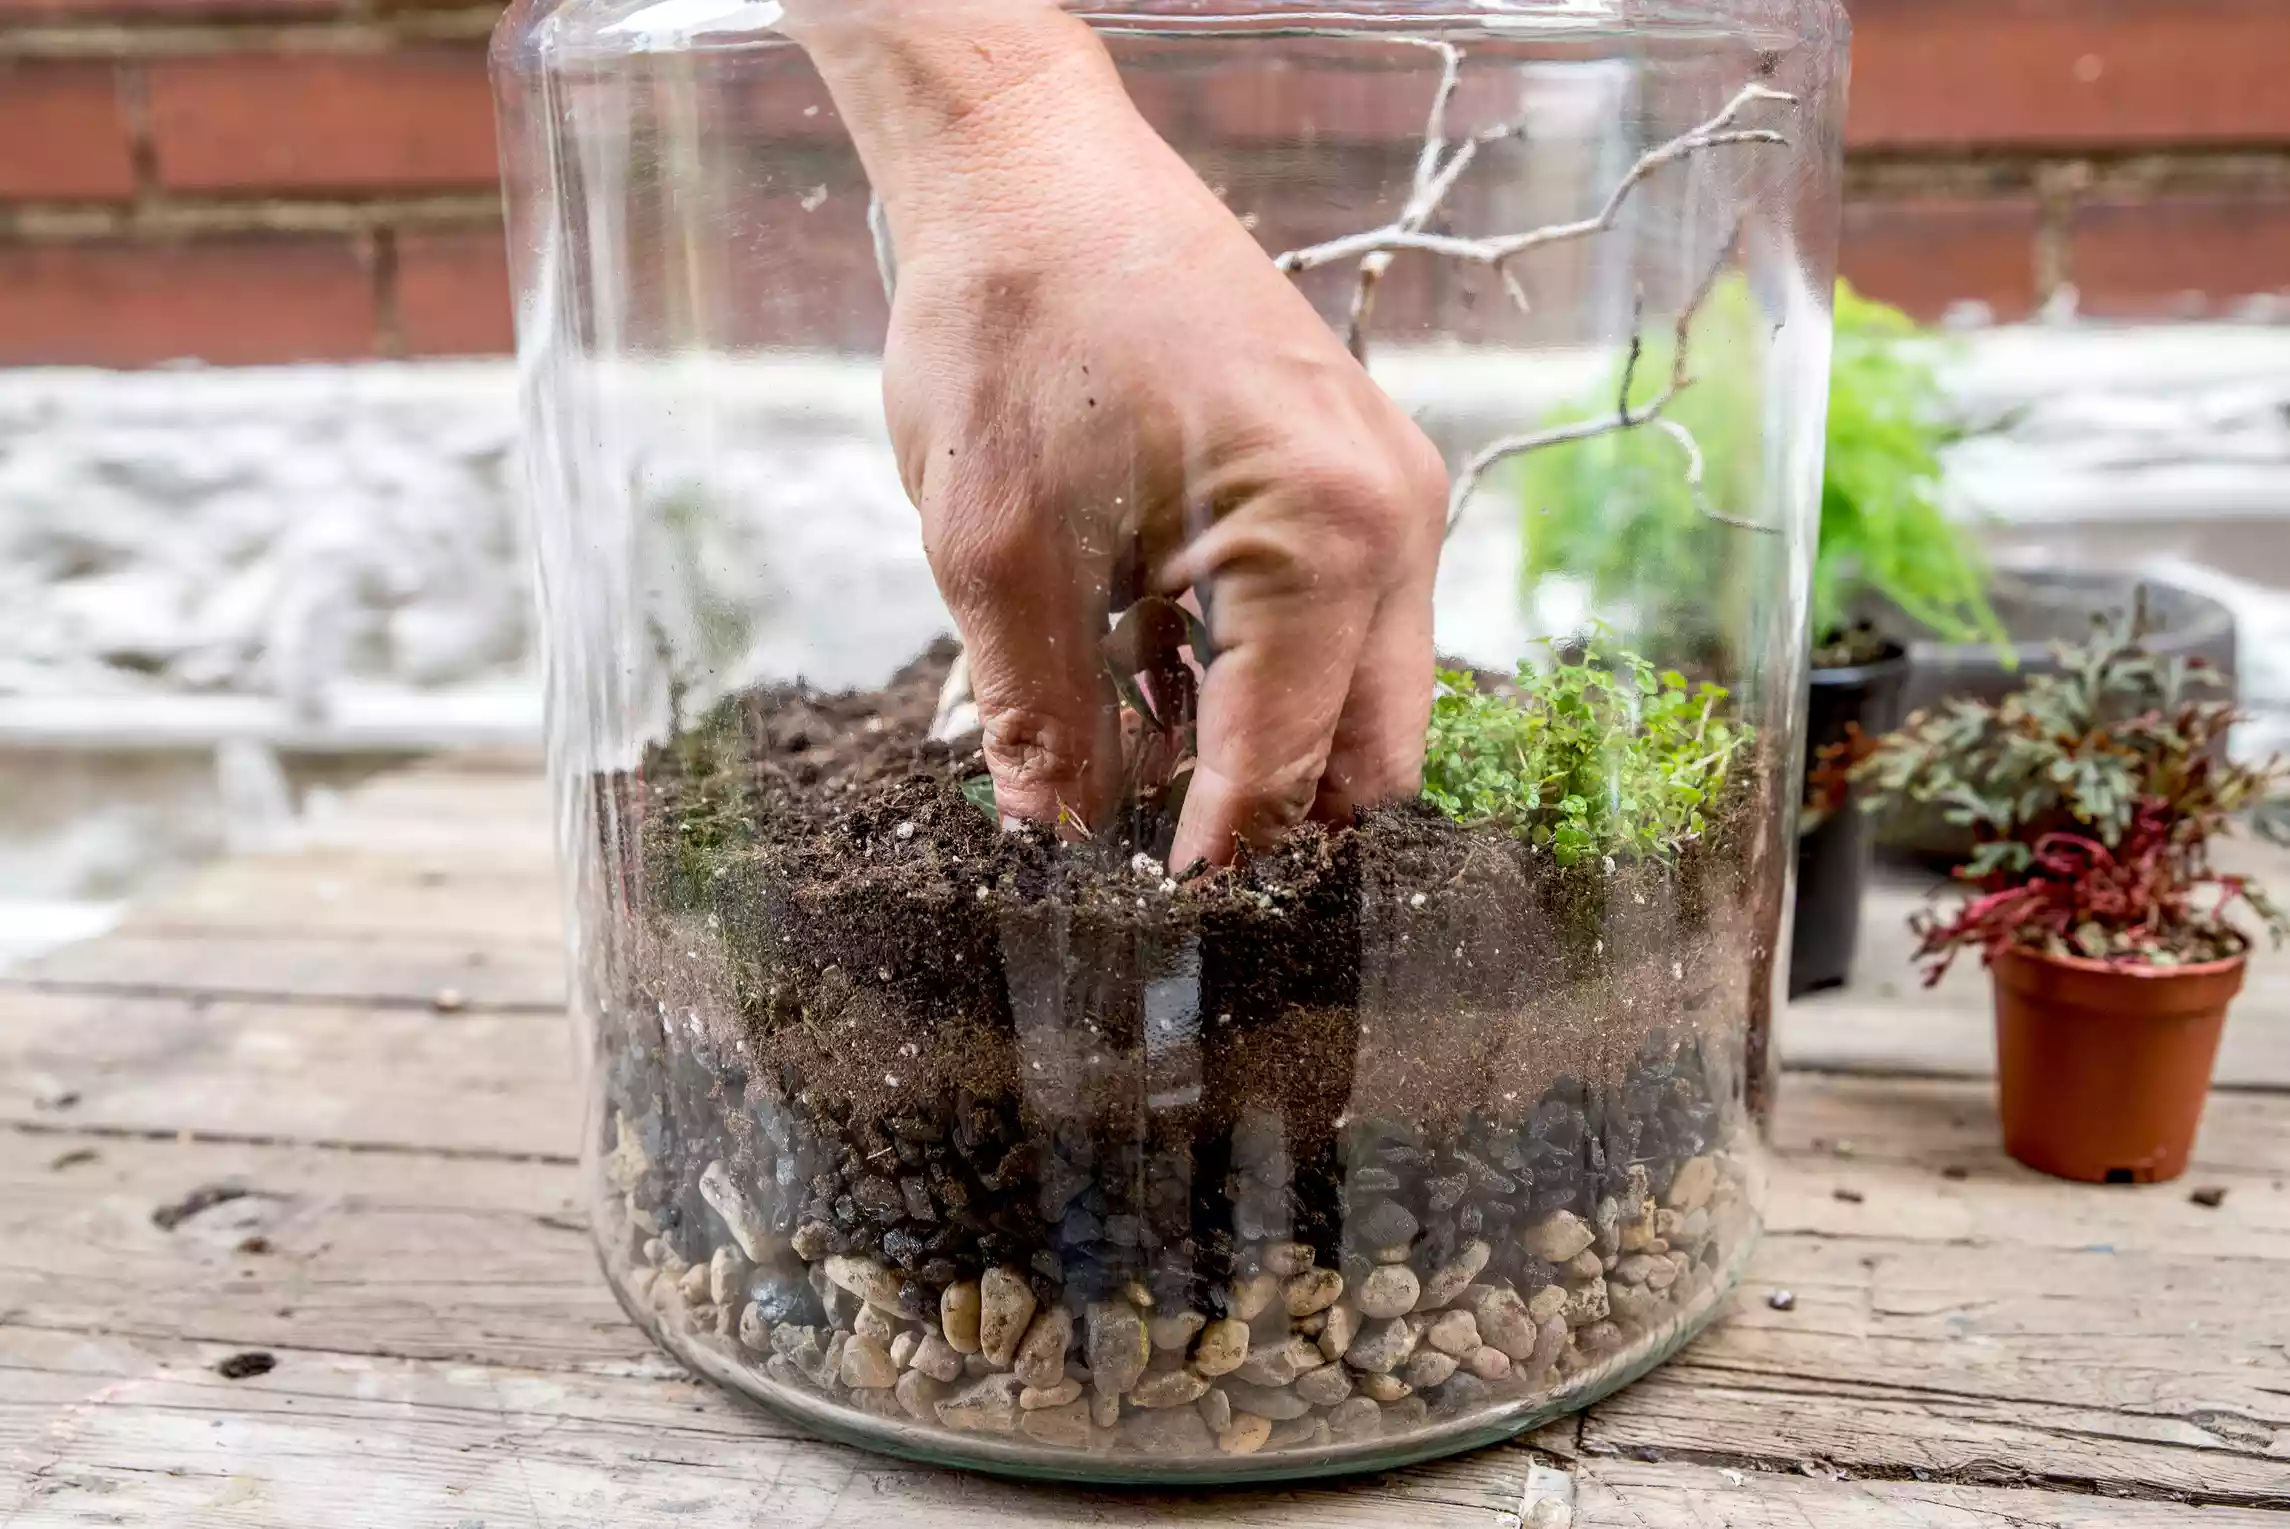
[1990,945,2247,1184]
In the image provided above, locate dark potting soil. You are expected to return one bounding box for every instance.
[600,641,1762,1308]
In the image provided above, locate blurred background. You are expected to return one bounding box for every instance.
[3,0,2288,969]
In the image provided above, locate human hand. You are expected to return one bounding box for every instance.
[790,1,1447,867]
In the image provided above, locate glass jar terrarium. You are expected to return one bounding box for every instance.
[494,0,1844,1482]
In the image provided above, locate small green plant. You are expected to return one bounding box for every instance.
[1422,643,1749,865]
[1515,279,2005,655]
[1856,618,2288,979]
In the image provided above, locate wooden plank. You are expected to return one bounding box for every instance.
[1574,1460,2290,1527]
[1776,1073,2290,1178]
[1585,1226,2290,1505]
[123,851,560,944]
[7,1078,2290,1504]
[0,993,574,1158]
[0,1327,1532,1528]
[3,931,566,1012]
[0,1130,619,1373]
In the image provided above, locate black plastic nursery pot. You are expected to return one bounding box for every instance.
[1788,647,1911,999]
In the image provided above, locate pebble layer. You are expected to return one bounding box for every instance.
[604,1038,1749,1462]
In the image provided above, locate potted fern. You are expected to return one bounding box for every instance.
[1516,281,2006,996]
[1857,620,2287,1182]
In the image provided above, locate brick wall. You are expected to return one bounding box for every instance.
[2,0,2287,367]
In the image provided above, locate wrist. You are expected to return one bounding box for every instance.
[782,0,1116,221]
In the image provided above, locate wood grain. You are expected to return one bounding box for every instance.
[1576,1460,2290,1527]
[0,992,574,1158]
[0,1327,1535,1528]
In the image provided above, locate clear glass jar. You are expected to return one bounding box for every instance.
[494,0,1843,1481]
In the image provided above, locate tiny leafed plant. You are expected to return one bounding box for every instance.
[1856,619,2289,982]
[1423,643,1749,865]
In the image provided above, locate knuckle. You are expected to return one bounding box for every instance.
[979,704,1095,794]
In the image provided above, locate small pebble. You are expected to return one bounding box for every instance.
[913,1331,963,1383]
[1317,1303,1361,1363]
[1192,1317,1250,1376]
[1663,1155,1717,1213]
[1127,1405,1215,1455]
[889,1330,919,1370]
[1941,1165,1971,1181]
[1344,1315,1420,1374]
[1218,1413,1273,1455]
[1222,1380,1313,1420]
[979,1267,1037,1367]
[1197,1386,1232,1434]
[1356,1263,1420,1320]
[1472,1287,1538,1359]
[2191,1185,2228,1208]
[1283,1267,1344,1317]
[1262,1241,1316,1277]
[1233,1335,1322,1387]
[1020,1398,1094,1448]
[937,1373,1024,1434]
[1522,1209,1595,1263]
[1415,1239,1491,1311]
[1020,1378,1084,1410]
[1357,1371,1411,1402]
[853,1303,896,1344]
[840,1335,898,1389]
[1149,1310,1206,1350]
[1467,1346,1511,1380]
[1768,1289,1796,1311]
[1087,1300,1151,1395]
[1267,1417,1330,1451]
[941,1282,983,1354]
[1834,1186,1865,1204]
[1425,1309,1479,1356]
[215,1351,275,1381]
[1230,1271,1282,1322]
[1128,1368,1210,1409]
[1013,1305,1074,1389]
[1090,1386,1121,1429]
[895,1369,951,1421]
[1293,1363,1353,1407]
[431,987,466,1014]
[1403,1348,1459,1388]
[1328,1395,1384,1440]
[821,1254,903,1313]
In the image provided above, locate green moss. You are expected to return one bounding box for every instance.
[1422,644,1749,865]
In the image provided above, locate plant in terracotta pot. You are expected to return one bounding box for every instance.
[1856,621,2288,1183]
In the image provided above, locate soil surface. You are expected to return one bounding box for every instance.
[621,642,1758,1145]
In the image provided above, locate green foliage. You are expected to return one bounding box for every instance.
[1514,279,2005,651]
[1856,619,2289,972]
[1817,283,2006,649]
[1422,643,1749,865]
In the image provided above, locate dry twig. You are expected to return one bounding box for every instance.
[1271,56,1796,538]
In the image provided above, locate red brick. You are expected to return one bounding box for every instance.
[2071,191,2290,318]
[147,50,499,195]
[0,237,378,366]
[395,226,514,355]
[1839,194,2043,323]
[1851,0,2290,151]
[0,0,336,17]
[0,62,137,201]
[1200,47,1525,144]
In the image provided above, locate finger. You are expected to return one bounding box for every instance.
[1167,509,1378,869]
[923,478,1119,832]
[1313,572,1437,825]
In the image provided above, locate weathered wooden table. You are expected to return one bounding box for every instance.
[6,754,2288,1526]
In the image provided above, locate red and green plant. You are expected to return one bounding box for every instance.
[1855,618,2288,984]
